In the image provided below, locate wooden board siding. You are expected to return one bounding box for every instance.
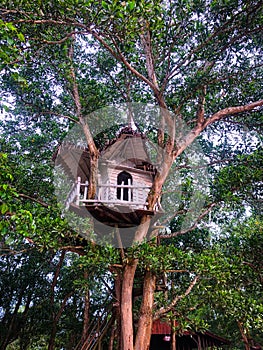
[106,164,153,205]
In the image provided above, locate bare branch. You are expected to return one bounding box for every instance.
[203,99,263,129]
[38,31,88,45]
[0,247,35,256]
[154,275,199,319]
[67,37,98,158]
[159,203,217,239]
[68,38,82,118]
[37,111,79,124]
[197,85,207,126]
[54,290,75,323]
[175,99,263,158]
[51,250,66,303]
[91,30,160,95]
[59,246,86,255]
[19,193,50,208]
[140,28,159,88]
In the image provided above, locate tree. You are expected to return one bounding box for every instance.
[189,216,263,350]
[0,0,262,349]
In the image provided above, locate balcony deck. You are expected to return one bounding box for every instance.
[65,177,162,228]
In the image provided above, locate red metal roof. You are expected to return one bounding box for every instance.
[151,319,230,347]
[152,319,171,334]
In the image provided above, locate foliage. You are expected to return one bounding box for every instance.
[0,0,262,349]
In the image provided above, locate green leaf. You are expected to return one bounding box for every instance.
[1,203,9,214]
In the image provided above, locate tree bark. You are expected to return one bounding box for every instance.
[134,270,156,350]
[115,269,123,350]
[48,291,74,350]
[0,288,25,350]
[68,38,99,199]
[48,250,66,350]
[121,259,138,350]
[147,153,174,211]
[170,319,176,350]
[81,271,90,345]
[108,325,116,350]
[237,321,251,350]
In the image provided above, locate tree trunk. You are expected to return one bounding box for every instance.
[48,251,66,350]
[88,152,99,199]
[121,259,138,350]
[237,321,251,350]
[79,120,99,199]
[0,288,24,350]
[115,268,122,350]
[81,271,89,345]
[48,325,57,350]
[108,325,116,350]
[170,319,176,350]
[134,270,156,350]
[48,292,74,350]
[147,154,174,211]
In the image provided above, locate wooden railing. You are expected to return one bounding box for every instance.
[65,177,153,210]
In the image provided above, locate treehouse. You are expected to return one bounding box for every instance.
[54,126,162,232]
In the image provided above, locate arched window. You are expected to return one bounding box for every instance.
[117,171,132,201]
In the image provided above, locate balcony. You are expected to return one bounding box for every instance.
[65,177,162,228]
[66,177,156,209]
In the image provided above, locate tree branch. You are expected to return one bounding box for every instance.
[196,85,207,126]
[91,30,160,95]
[203,99,263,129]
[154,275,199,319]
[36,111,79,124]
[175,99,263,158]
[159,203,217,239]
[67,37,98,158]
[19,193,50,208]
[166,1,262,83]
[38,31,88,45]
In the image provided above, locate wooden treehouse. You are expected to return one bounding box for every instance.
[54,126,162,243]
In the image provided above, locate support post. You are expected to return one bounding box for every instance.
[76,176,81,206]
[121,181,124,201]
[128,178,132,202]
[83,180,88,201]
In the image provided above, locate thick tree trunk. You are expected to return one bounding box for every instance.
[88,153,99,199]
[121,259,138,350]
[134,270,156,350]
[147,154,174,211]
[115,269,123,350]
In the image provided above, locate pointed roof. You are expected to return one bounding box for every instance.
[54,142,90,181]
[101,126,152,167]
[53,126,155,181]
